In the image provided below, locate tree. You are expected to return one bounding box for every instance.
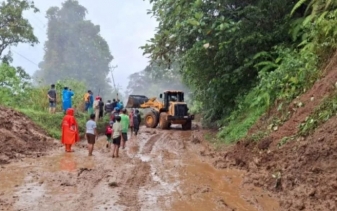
[0,0,39,56]
[142,0,299,123]
[35,0,113,97]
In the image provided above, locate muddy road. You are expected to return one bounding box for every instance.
[0,127,279,211]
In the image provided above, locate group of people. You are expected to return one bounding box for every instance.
[61,106,141,157]
[58,90,141,157]
[48,83,142,157]
[47,84,74,114]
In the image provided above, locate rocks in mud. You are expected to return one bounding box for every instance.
[60,182,75,187]
[257,138,272,150]
[191,136,201,144]
[108,182,118,188]
[308,188,316,197]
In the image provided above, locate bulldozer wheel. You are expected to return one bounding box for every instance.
[159,112,170,129]
[182,120,192,130]
[145,112,158,128]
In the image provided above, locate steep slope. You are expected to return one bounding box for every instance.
[212,56,337,210]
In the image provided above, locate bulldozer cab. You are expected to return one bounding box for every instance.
[160,91,184,111]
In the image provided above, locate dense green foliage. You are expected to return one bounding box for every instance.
[0,0,38,57]
[143,0,337,143]
[0,62,107,139]
[34,0,114,98]
[142,0,299,124]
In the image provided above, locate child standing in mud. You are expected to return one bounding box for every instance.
[105,121,113,148]
[112,116,123,158]
[86,113,98,156]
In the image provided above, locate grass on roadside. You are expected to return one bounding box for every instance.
[19,108,107,139]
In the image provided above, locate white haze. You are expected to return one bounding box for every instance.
[6,0,158,92]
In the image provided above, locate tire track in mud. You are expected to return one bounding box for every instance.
[71,167,109,210]
[117,161,151,210]
[117,132,162,211]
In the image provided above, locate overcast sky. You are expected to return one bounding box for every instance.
[9,0,157,91]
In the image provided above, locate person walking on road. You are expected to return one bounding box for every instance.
[61,108,79,152]
[98,97,104,120]
[112,116,123,158]
[47,84,57,114]
[133,109,141,136]
[86,113,98,156]
[105,121,113,149]
[120,109,130,149]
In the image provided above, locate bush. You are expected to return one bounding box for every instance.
[218,47,319,143]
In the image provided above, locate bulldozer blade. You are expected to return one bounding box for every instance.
[126,95,149,108]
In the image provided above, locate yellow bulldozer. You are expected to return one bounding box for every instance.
[125,90,194,130]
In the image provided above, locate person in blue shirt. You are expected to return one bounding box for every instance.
[62,87,70,113]
[116,99,123,110]
[88,91,94,115]
[67,89,74,108]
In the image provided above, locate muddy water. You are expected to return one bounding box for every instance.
[0,127,279,211]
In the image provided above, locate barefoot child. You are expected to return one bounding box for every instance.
[112,116,123,158]
[105,121,113,148]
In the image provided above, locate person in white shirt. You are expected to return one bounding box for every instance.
[86,114,97,156]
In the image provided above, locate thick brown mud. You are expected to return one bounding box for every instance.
[0,127,279,211]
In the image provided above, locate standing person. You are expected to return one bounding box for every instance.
[112,116,123,158]
[111,99,117,110]
[86,113,98,156]
[133,109,141,136]
[98,97,104,120]
[88,91,94,115]
[61,108,79,152]
[116,99,123,110]
[67,88,74,109]
[62,87,70,113]
[120,109,130,149]
[105,121,113,148]
[93,96,100,122]
[110,107,120,123]
[47,84,57,114]
[84,90,90,111]
[104,100,113,115]
[129,109,134,134]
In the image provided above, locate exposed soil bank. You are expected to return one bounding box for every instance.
[212,67,337,211]
[0,126,278,211]
[0,106,55,165]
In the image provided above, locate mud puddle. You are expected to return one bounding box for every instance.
[0,128,279,211]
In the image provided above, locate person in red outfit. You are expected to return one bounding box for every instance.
[61,108,79,152]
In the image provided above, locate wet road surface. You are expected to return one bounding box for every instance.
[0,127,279,211]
